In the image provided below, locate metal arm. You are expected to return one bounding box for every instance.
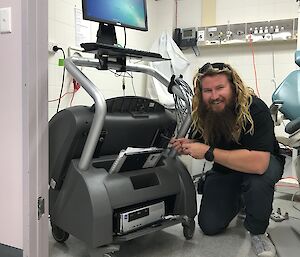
[70,56,189,104]
[64,57,107,170]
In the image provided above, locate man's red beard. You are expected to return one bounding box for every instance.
[198,98,237,146]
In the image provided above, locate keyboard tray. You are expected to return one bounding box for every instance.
[81,42,170,62]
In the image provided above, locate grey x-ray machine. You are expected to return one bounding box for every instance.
[49,53,197,257]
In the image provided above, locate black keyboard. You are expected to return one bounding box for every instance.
[81,42,168,62]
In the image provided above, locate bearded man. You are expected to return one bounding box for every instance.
[171,63,285,257]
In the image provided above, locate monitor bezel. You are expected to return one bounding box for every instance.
[82,0,148,32]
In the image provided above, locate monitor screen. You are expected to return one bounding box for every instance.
[82,0,148,31]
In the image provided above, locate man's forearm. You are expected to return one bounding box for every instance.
[213,148,270,174]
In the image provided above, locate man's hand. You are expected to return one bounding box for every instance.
[170,138,196,154]
[181,142,209,159]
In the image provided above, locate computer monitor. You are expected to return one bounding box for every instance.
[82,0,148,45]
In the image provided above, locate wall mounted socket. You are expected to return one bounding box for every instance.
[197,30,205,42]
[48,42,56,54]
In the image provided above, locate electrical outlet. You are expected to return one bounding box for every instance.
[68,46,84,57]
[197,30,205,42]
[48,42,56,54]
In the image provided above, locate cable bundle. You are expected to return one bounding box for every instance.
[170,76,194,134]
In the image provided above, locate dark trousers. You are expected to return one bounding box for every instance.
[198,155,284,235]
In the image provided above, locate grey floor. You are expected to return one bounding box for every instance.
[49,190,300,257]
[49,155,300,257]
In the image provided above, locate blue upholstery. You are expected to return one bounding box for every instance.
[272,51,300,121]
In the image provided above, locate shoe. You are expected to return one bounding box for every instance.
[251,233,276,257]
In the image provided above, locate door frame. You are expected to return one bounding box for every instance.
[22,0,48,257]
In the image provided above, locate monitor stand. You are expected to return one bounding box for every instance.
[81,22,168,70]
[96,23,117,45]
[94,23,126,71]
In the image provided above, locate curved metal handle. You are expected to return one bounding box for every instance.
[64,57,107,170]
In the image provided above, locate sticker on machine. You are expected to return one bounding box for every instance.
[142,153,162,168]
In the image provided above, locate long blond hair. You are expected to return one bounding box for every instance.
[192,63,255,144]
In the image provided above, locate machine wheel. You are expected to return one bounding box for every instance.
[52,224,69,243]
[182,218,195,240]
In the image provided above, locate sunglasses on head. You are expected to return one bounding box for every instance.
[198,62,229,74]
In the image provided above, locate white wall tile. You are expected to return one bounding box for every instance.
[54,0,75,26]
[54,22,75,47]
[216,0,298,24]
[48,63,64,86]
[48,0,55,19]
[177,0,202,28]
[48,18,55,43]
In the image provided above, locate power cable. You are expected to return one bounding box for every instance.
[130,72,137,96]
[53,46,66,113]
[248,35,260,97]
[170,76,194,134]
[270,35,277,90]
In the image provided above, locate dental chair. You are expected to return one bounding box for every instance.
[271,50,300,185]
[268,50,300,256]
[49,57,197,257]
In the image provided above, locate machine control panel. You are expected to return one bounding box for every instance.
[106,96,165,114]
